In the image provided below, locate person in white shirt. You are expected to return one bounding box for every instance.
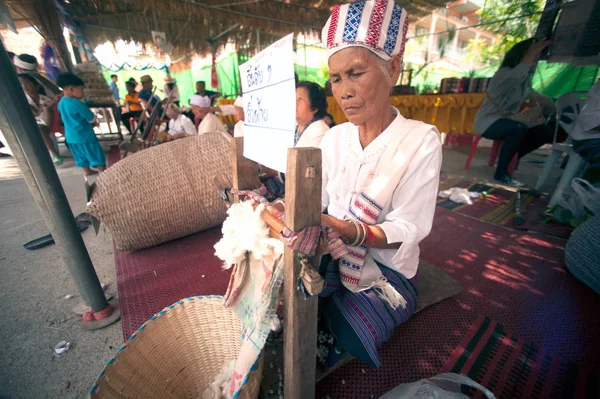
[13,54,61,99]
[262,83,329,195]
[294,81,330,148]
[315,0,442,369]
[209,96,245,137]
[190,96,229,137]
[165,104,196,140]
[18,73,63,164]
[163,75,180,106]
[233,96,245,138]
[190,93,211,109]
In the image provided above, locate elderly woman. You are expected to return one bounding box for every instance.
[165,104,196,140]
[190,96,229,136]
[207,96,246,137]
[317,0,442,369]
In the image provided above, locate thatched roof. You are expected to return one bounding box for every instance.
[4,0,450,57]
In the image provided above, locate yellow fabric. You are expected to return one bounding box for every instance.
[125,93,142,112]
[327,93,485,135]
[217,99,236,126]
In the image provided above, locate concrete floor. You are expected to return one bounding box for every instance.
[0,142,122,399]
[0,138,565,399]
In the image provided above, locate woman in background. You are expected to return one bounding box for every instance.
[19,73,62,165]
[263,82,329,196]
[475,39,562,187]
[294,81,330,148]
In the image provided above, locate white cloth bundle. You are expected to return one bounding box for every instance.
[438,187,481,205]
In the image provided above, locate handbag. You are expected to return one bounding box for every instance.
[486,92,546,128]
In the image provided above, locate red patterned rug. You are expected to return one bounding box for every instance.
[111,170,599,397]
[441,314,599,399]
[315,208,600,398]
[114,227,230,340]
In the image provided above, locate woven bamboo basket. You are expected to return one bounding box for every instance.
[88,133,231,251]
[90,296,263,399]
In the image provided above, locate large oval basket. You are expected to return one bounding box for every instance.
[90,296,263,399]
[88,133,232,251]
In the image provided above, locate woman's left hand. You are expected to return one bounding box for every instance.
[322,214,401,249]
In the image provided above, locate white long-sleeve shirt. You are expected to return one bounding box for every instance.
[474,63,533,135]
[296,119,330,148]
[168,114,196,136]
[233,121,244,137]
[320,108,442,279]
[197,113,228,135]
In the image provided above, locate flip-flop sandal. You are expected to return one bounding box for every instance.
[23,214,91,250]
[75,212,92,226]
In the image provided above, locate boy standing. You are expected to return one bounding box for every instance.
[56,73,106,176]
[109,74,119,104]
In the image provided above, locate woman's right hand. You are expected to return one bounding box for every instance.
[523,40,551,65]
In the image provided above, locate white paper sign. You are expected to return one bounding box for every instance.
[239,34,296,172]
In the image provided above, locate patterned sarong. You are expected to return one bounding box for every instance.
[319,254,418,368]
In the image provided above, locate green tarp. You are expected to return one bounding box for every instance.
[532,61,599,98]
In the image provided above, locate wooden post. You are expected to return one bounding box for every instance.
[283,147,322,399]
[231,137,260,202]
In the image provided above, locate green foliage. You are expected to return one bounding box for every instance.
[467,0,545,67]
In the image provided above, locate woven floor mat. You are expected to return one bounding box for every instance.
[260,260,463,397]
[441,314,599,399]
[315,208,600,398]
[437,177,573,240]
[114,227,230,340]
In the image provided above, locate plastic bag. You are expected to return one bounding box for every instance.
[438,187,481,205]
[379,373,496,399]
[553,178,600,227]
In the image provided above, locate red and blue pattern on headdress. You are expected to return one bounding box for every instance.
[322,0,409,61]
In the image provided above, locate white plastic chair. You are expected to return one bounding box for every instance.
[535,92,588,206]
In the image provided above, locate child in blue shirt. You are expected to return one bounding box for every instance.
[56,73,106,176]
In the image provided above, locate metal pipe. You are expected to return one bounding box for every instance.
[0,40,108,312]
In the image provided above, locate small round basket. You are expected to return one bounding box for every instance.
[90,296,263,399]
